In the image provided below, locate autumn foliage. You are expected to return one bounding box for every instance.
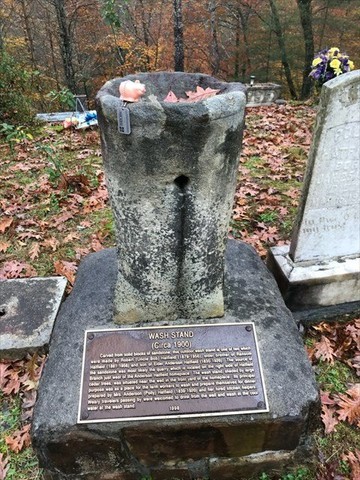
[1,0,360,122]
[307,320,360,434]
[1,104,359,478]
[0,354,45,476]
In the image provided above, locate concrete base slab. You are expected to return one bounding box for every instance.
[32,241,319,479]
[0,277,67,359]
[267,245,360,322]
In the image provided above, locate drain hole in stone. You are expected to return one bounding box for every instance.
[174,175,189,189]
[0,307,6,317]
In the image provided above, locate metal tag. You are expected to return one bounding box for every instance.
[118,107,131,135]
[78,322,268,423]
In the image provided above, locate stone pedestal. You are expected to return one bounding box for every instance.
[96,72,246,324]
[268,71,360,321]
[32,241,319,480]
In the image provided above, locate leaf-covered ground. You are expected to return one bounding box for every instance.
[0,104,359,479]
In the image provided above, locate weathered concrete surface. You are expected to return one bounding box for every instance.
[268,71,360,316]
[96,72,246,324]
[0,277,67,359]
[32,241,319,479]
[268,245,360,315]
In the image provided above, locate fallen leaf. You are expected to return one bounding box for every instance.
[321,404,339,434]
[41,237,60,252]
[54,260,77,285]
[164,86,220,103]
[321,390,336,406]
[0,260,37,279]
[0,216,13,233]
[163,90,179,102]
[29,242,41,260]
[336,384,360,426]
[0,241,10,252]
[80,220,91,228]
[5,424,31,453]
[91,234,104,252]
[53,212,74,228]
[0,363,12,389]
[22,378,38,391]
[63,232,80,243]
[342,450,360,480]
[314,335,336,364]
[185,86,220,102]
[2,373,21,395]
[0,453,9,480]
[18,231,42,241]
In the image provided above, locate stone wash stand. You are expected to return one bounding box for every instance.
[268,71,360,323]
[32,73,319,480]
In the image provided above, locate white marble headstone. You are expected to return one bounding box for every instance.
[290,70,360,263]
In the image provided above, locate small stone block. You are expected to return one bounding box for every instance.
[0,276,67,359]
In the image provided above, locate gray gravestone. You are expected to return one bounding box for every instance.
[33,72,319,479]
[268,70,360,318]
[0,277,67,359]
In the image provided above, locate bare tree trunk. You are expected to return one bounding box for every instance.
[317,0,329,50]
[297,0,314,99]
[209,0,220,75]
[269,0,298,99]
[265,28,272,82]
[53,0,76,92]
[19,0,37,68]
[0,18,4,53]
[338,1,352,46]
[46,8,61,90]
[234,10,240,80]
[138,0,151,68]
[154,0,166,69]
[238,7,251,82]
[173,0,184,71]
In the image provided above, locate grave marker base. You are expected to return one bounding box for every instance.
[268,245,360,323]
[32,241,319,479]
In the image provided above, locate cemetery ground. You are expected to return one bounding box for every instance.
[0,104,359,480]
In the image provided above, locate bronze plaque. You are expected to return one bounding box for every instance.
[78,323,268,423]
